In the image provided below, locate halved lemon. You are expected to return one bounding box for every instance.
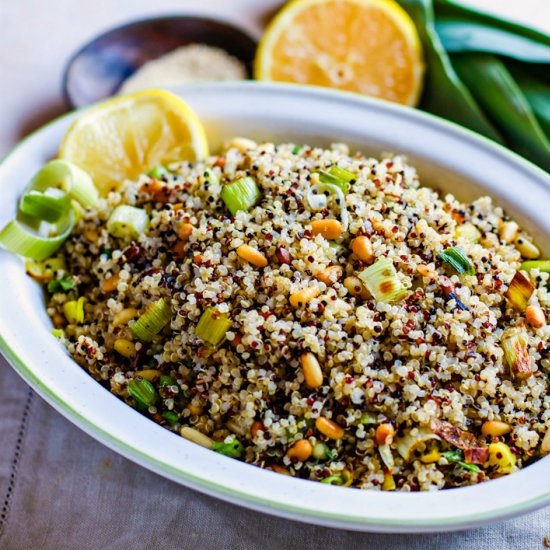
[60,89,209,194]
[255,0,424,106]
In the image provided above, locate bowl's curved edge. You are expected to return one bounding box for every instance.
[1,82,550,533]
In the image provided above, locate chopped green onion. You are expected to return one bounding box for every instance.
[47,274,76,293]
[147,165,169,179]
[211,436,244,458]
[292,145,302,155]
[501,327,532,380]
[20,188,71,223]
[28,159,98,209]
[195,307,232,347]
[128,378,158,410]
[0,208,75,261]
[220,176,261,216]
[51,328,65,339]
[63,296,85,324]
[520,260,550,274]
[358,258,408,303]
[162,411,180,425]
[438,246,476,275]
[107,205,149,239]
[505,271,534,311]
[130,298,172,342]
[454,222,481,244]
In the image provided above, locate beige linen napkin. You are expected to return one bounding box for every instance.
[0,357,549,549]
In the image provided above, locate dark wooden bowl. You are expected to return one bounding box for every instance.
[63,15,258,109]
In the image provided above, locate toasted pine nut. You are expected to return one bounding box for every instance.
[382,473,396,491]
[376,423,395,445]
[250,421,264,438]
[500,221,519,244]
[480,233,499,249]
[314,265,343,285]
[343,276,368,299]
[287,439,313,462]
[188,402,204,416]
[102,273,120,293]
[84,229,99,242]
[526,305,546,328]
[481,420,512,437]
[52,312,66,328]
[351,236,374,263]
[135,369,161,382]
[311,219,343,240]
[316,417,345,440]
[417,264,437,279]
[180,427,213,449]
[289,286,321,308]
[541,428,550,454]
[224,137,258,152]
[113,307,138,327]
[301,352,323,388]
[271,465,291,475]
[178,223,194,241]
[114,338,135,358]
[514,236,540,259]
[237,244,268,268]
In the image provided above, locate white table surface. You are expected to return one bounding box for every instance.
[0,2,550,549]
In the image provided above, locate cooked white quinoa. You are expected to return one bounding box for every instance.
[47,140,550,491]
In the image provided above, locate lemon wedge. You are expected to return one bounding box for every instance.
[255,0,424,106]
[60,89,209,194]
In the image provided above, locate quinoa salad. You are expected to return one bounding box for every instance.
[41,139,550,491]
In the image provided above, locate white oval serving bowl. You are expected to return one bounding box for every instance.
[1,82,549,533]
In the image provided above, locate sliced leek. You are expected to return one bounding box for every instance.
[0,208,75,261]
[221,177,260,216]
[28,159,98,209]
[438,246,476,275]
[107,205,149,239]
[130,298,172,341]
[196,307,232,347]
[358,258,407,303]
[20,188,71,223]
[318,166,356,194]
[63,296,85,324]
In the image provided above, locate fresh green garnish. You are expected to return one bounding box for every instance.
[51,328,65,339]
[212,436,244,458]
[441,449,463,463]
[47,274,76,293]
[159,375,175,397]
[161,410,180,426]
[438,246,476,275]
[128,378,158,410]
[220,177,261,216]
[359,412,378,424]
[459,461,481,472]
